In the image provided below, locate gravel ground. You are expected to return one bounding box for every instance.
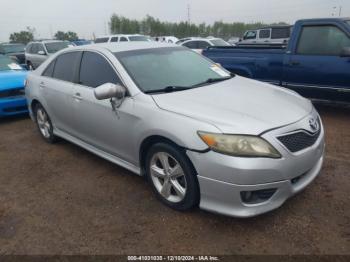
[0,104,349,255]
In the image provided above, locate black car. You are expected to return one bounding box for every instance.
[0,43,26,65]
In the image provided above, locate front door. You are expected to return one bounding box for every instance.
[71,51,137,164]
[283,24,350,103]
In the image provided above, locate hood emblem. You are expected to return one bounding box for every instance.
[309,118,319,133]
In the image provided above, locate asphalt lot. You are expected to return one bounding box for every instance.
[0,104,349,255]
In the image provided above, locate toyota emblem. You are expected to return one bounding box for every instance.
[309,118,319,132]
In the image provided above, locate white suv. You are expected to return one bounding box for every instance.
[95,34,151,44]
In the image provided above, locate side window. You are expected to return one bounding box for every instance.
[37,44,45,53]
[111,37,119,42]
[95,37,109,43]
[183,41,197,49]
[197,41,210,49]
[271,27,291,39]
[31,44,38,54]
[297,25,350,56]
[244,31,257,40]
[26,44,32,53]
[42,60,56,77]
[52,52,81,82]
[120,37,128,42]
[79,52,120,88]
[259,29,271,39]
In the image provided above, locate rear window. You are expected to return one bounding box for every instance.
[128,36,149,41]
[52,52,81,82]
[271,27,291,39]
[210,39,230,46]
[259,29,271,39]
[95,37,109,43]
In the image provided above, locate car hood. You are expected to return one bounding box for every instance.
[0,70,27,91]
[151,76,312,135]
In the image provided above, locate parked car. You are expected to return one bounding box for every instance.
[0,55,28,117]
[25,40,72,70]
[239,25,292,45]
[176,37,197,44]
[228,37,241,46]
[26,42,325,217]
[181,37,230,53]
[0,43,26,65]
[95,34,151,44]
[154,36,179,44]
[203,18,350,104]
[72,39,93,46]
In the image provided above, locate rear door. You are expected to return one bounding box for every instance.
[41,51,82,133]
[283,23,350,102]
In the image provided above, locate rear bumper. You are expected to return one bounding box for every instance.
[0,96,28,117]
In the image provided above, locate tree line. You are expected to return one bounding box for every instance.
[110,14,288,39]
[8,15,288,44]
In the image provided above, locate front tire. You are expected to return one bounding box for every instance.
[34,104,57,143]
[145,142,200,211]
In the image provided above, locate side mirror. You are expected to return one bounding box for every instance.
[38,50,46,55]
[340,47,350,57]
[94,83,126,100]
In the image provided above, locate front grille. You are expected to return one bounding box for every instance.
[278,129,320,153]
[0,88,25,99]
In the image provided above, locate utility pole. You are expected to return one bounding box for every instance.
[187,4,191,25]
[339,6,342,17]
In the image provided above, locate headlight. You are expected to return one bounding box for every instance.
[198,132,281,158]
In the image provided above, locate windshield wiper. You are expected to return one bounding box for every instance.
[192,75,234,88]
[144,85,192,94]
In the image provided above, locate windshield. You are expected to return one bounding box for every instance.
[45,41,70,53]
[1,44,25,54]
[128,36,150,42]
[0,56,22,71]
[347,21,350,27]
[210,39,230,46]
[115,47,231,93]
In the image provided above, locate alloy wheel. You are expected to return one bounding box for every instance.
[36,108,51,138]
[150,152,187,203]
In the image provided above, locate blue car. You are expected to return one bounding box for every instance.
[0,55,28,117]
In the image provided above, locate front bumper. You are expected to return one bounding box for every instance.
[0,96,28,117]
[186,112,325,218]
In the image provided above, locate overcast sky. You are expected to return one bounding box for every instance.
[0,0,348,41]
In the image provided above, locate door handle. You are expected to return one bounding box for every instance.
[39,82,46,88]
[73,93,83,101]
[289,61,300,66]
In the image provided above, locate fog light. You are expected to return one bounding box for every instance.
[240,189,277,204]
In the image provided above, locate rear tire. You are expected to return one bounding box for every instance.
[34,104,57,144]
[145,142,200,211]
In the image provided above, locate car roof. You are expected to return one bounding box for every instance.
[96,34,144,38]
[71,42,179,53]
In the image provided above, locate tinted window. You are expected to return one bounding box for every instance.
[183,41,197,49]
[37,44,45,53]
[111,37,119,42]
[120,37,128,42]
[210,39,230,46]
[297,25,350,56]
[95,37,109,43]
[244,31,257,40]
[53,52,81,82]
[42,60,55,77]
[197,41,211,49]
[31,44,38,54]
[45,42,69,54]
[259,29,271,39]
[271,27,291,39]
[79,52,120,88]
[128,36,149,41]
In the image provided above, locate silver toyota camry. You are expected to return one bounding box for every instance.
[25,42,325,218]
